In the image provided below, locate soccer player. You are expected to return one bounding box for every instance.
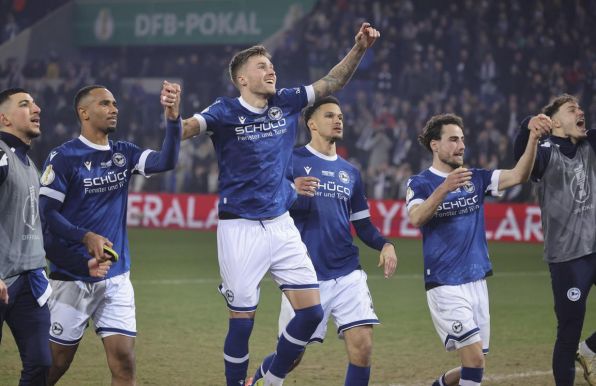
[249,96,397,386]
[406,113,548,386]
[513,94,596,386]
[0,88,51,385]
[39,82,182,386]
[181,23,380,386]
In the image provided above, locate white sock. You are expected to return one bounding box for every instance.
[580,341,596,357]
[264,371,284,386]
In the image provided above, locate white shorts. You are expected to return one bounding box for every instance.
[217,212,318,312]
[426,279,490,353]
[279,270,379,343]
[48,272,136,345]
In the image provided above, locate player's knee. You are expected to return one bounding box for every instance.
[467,351,485,368]
[108,348,136,380]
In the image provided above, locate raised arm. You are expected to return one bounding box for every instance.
[407,168,472,228]
[144,81,183,173]
[312,22,380,99]
[499,115,551,190]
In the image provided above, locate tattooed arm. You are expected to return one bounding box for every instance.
[312,22,380,99]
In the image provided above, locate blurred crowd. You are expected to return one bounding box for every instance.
[2,0,595,201]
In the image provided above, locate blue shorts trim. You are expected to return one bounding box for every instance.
[444,327,480,347]
[279,283,319,291]
[95,327,137,337]
[49,336,83,346]
[337,319,380,334]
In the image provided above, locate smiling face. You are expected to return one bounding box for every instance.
[78,88,118,134]
[0,92,41,144]
[237,54,277,98]
[551,100,586,142]
[432,123,465,170]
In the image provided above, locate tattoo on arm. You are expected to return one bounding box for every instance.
[313,44,366,99]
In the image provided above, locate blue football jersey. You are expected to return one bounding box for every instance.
[289,145,370,280]
[194,86,314,219]
[39,135,152,281]
[406,167,502,288]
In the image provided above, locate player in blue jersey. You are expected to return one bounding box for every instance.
[513,95,596,386]
[0,88,52,385]
[181,23,380,386]
[406,113,548,386]
[249,96,397,386]
[39,82,182,386]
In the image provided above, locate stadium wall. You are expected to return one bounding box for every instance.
[127,193,544,243]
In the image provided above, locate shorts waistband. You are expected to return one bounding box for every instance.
[218,211,280,221]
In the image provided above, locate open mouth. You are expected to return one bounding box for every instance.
[577,118,586,132]
[30,117,40,126]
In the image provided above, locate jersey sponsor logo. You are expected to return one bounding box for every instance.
[23,185,39,233]
[570,165,590,204]
[83,170,128,194]
[0,151,7,167]
[338,171,350,184]
[234,118,287,136]
[567,287,581,301]
[112,153,126,167]
[40,164,55,186]
[317,180,351,198]
[304,166,312,175]
[49,151,58,161]
[84,161,92,171]
[238,116,246,124]
[452,321,463,333]
[267,106,283,121]
[322,170,334,177]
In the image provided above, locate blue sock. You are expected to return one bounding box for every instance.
[345,363,370,386]
[267,304,323,379]
[223,318,254,386]
[252,352,275,383]
[459,367,483,386]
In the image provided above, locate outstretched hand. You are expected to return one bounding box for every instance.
[355,22,380,49]
[161,80,182,120]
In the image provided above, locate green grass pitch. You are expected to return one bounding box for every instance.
[1,229,594,385]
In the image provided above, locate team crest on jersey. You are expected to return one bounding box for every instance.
[567,287,581,301]
[338,171,350,184]
[40,164,55,186]
[570,166,590,204]
[112,153,126,167]
[267,107,283,121]
[225,290,234,303]
[463,182,475,193]
[304,166,312,175]
[452,321,463,333]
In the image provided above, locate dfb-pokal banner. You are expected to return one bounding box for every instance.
[127,193,544,243]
